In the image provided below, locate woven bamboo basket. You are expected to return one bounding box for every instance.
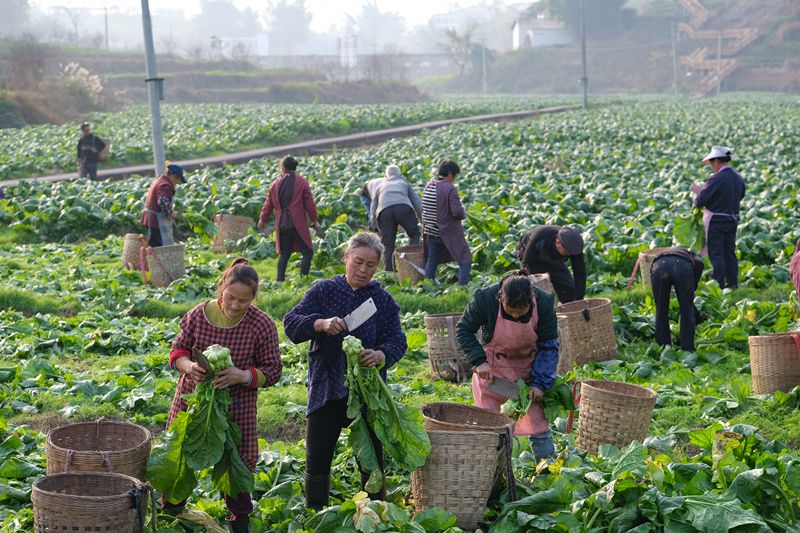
[212,214,253,253]
[46,419,152,481]
[394,244,425,285]
[555,298,617,374]
[143,244,185,288]
[748,333,800,395]
[32,472,152,533]
[576,380,657,454]
[412,403,515,530]
[425,313,471,382]
[638,247,670,288]
[122,234,146,271]
[529,273,555,295]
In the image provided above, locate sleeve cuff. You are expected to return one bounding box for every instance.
[169,348,191,370]
[246,367,265,389]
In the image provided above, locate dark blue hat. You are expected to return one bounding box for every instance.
[167,163,186,183]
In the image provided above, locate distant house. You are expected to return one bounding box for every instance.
[511,11,573,50]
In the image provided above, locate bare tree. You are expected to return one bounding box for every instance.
[184,43,206,62]
[228,41,254,64]
[438,26,476,76]
[2,34,47,90]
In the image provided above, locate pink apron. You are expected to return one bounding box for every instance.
[471,299,549,436]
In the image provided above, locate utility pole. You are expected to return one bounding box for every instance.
[579,0,588,108]
[481,44,487,93]
[716,31,722,95]
[104,1,110,51]
[671,19,679,97]
[140,0,166,177]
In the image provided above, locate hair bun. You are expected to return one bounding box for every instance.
[231,257,250,267]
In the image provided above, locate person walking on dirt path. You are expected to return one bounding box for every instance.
[76,122,105,181]
[518,225,585,304]
[422,160,472,285]
[140,163,185,247]
[257,155,320,282]
[370,165,422,271]
[651,247,705,352]
[692,146,745,289]
[283,232,407,510]
[456,270,559,461]
[165,258,282,532]
[359,177,383,223]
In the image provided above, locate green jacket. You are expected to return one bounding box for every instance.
[456,282,558,368]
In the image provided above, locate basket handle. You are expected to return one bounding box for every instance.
[565,380,582,434]
[100,451,113,472]
[582,307,591,321]
[129,483,158,533]
[498,426,517,502]
[146,246,178,284]
[65,449,74,472]
[626,255,642,292]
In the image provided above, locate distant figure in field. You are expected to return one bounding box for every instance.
[76,122,106,181]
[692,146,745,289]
[370,165,422,272]
[140,163,185,247]
[650,247,704,352]
[517,225,585,304]
[257,155,320,282]
[421,160,472,285]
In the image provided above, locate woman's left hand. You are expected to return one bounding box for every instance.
[359,349,385,369]
[529,386,545,402]
[213,367,250,389]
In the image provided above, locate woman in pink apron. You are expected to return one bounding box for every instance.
[456,270,560,460]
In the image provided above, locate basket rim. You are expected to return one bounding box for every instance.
[46,420,152,453]
[748,332,800,341]
[555,297,611,314]
[580,379,656,400]
[421,402,514,429]
[425,312,463,319]
[395,244,424,252]
[32,471,143,495]
[638,247,671,256]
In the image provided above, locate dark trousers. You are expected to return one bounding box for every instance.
[651,256,700,352]
[424,235,471,285]
[79,159,98,180]
[147,226,162,247]
[378,204,420,271]
[707,217,739,288]
[277,227,313,281]
[306,399,384,505]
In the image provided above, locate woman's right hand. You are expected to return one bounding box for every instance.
[474,362,493,382]
[314,317,347,335]
[176,357,208,383]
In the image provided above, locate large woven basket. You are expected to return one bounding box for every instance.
[748,333,800,395]
[529,273,555,295]
[638,247,669,288]
[46,420,152,481]
[576,380,657,454]
[122,233,146,271]
[212,214,253,253]
[412,403,515,530]
[142,244,185,288]
[394,244,425,285]
[425,313,471,382]
[32,471,152,533]
[555,298,617,374]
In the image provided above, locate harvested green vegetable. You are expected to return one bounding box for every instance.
[147,344,253,504]
[342,335,430,491]
[500,373,577,422]
[500,380,533,419]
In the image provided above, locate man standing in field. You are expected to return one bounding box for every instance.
[518,225,586,303]
[140,164,185,247]
[76,122,106,181]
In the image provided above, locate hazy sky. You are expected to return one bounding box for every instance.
[30,0,504,31]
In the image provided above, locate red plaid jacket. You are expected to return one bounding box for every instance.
[167,302,281,471]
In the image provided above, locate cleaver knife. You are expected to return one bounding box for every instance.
[343,297,377,332]
[487,376,522,400]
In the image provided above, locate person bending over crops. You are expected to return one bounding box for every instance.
[422,160,472,285]
[257,155,320,282]
[283,232,408,509]
[140,163,185,247]
[456,270,559,461]
[518,225,585,303]
[166,258,282,532]
[692,146,745,289]
[651,247,705,352]
[370,165,423,271]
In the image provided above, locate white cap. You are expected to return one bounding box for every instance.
[701,145,733,162]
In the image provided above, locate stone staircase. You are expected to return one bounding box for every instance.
[676,0,763,95]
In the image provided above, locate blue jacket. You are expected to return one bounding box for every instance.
[695,166,745,215]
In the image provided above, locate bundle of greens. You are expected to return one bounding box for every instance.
[342,336,431,493]
[147,344,254,504]
[500,373,577,422]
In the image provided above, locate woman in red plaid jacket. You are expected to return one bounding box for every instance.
[167,258,282,532]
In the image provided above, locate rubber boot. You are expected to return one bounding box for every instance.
[226,515,250,533]
[305,473,330,510]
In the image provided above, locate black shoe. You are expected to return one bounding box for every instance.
[226,516,250,533]
[305,473,330,511]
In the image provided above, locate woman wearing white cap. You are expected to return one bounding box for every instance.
[692,146,745,288]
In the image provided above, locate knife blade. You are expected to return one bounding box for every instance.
[192,347,213,379]
[343,297,377,332]
[487,376,521,400]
